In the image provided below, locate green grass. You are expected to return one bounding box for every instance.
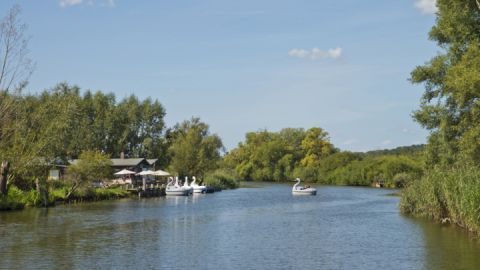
[0,186,27,210]
[400,166,480,233]
[1,183,130,211]
[52,186,129,202]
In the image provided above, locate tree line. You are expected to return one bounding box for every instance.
[0,84,225,190]
[223,128,423,187]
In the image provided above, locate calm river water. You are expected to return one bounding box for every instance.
[1,184,480,269]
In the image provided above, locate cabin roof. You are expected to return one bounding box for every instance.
[146,159,158,165]
[70,158,148,167]
[110,158,147,167]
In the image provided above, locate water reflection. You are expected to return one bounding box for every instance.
[413,217,480,270]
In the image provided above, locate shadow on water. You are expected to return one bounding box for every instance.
[405,215,480,270]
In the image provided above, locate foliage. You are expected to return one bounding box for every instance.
[168,117,224,178]
[51,187,129,202]
[0,83,167,190]
[410,0,480,166]
[0,186,25,210]
[65,151,112,200]
[365,145,425,158]
[204,169,239,189]
[402,0,480,233]
[225,128,335,182]
[224,127,422,185]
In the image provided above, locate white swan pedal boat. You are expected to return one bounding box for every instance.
[191,176,207,194]
[165,177,190,196]
[292,178,317,195]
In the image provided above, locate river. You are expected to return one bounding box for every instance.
[1,184,480,269]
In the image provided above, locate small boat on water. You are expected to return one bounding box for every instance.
[292,178,317,195]
[183,176,194,195]
[190,176,207,194]
[165,177,190,196]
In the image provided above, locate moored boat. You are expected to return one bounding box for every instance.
[191,176,207,193]
[165,177,190,196]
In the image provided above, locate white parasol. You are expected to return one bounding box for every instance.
[114,169,136,175]
[137,170,155,176]
[153,169,171,176]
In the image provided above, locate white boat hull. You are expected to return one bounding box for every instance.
[292,188,317,195]
[193,186,206,193]
[166,188,190,196]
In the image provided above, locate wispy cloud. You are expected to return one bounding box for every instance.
[414,0,437,15]
[59,0,82,7]
[342,139,358,146]
[288,47,342,61]
[59,0,115,8]
[381,139,392,146]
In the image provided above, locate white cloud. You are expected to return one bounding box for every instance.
[288,47,342,61]
[59,0,115,8]
[59,0,82,7]
[402,128,409,133]
[381,139,392,146]
[342,139,358,146]
[103,0,115,7]
[288,49,310,58]
[414,0,437,15]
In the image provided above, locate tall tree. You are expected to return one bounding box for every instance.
[0,5,34,195]
[411,0,480,166]
[168,117,223,178]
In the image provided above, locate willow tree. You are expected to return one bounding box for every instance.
[0,5,34,196]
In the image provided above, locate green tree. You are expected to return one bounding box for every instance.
[411,0,480,166]
[168,117,223,178]
[66,151,112,200]
[0,5,34,196]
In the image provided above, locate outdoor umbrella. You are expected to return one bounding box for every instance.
[153,169,171,176]
[137,170,155,176]
[137,170,155,190]
[114,169,136,175]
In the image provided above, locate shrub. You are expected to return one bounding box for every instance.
[0,186,26,210]
[204,169,239,189]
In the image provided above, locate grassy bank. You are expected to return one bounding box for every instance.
[400,166,480,234]
[0,185,130,211]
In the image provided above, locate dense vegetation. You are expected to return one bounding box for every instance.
[0,6,226,208]
[223,128,423,187]
[0,84,227,208]
[400,0,480,233]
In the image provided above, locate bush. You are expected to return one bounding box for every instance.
[0,186,26,210]
[50,186,129,202]
[204,169,239,189]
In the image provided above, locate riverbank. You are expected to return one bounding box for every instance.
[400,166,480,235]
[0,173,240,211]
[0,186,130,211]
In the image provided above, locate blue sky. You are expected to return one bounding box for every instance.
[1,0,439,151]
